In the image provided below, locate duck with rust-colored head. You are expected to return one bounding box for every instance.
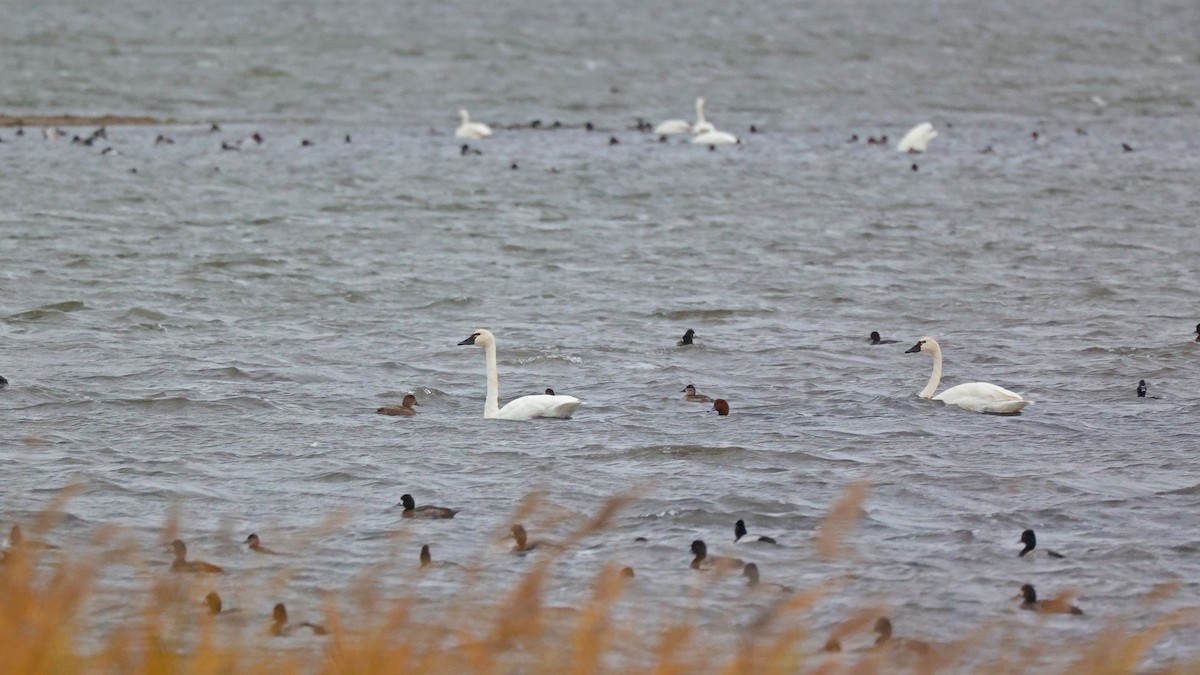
[377,393,419,416]
[271,602,329,636]
[245,533,280,555]
[1016,584,1083,615]
[689,539,743,571]
[711,399,730,416]
[171,539,223,574]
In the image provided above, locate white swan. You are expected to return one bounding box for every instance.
[905,336,1031,414]
[458,329,581,420]
[896,122,937,153]
[692,97,715,135]
[455,109,493,140]
[691,128,740,146]
[653,116,691,136]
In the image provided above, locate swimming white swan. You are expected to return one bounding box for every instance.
[905,336,1031,414]
[653,114,691,136]
[691,128,740,146]
[896,122,937,153]
[455,109,493,140]
[458,329,581,420]
[692,97,715,135]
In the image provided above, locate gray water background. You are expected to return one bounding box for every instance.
[2,0,1200,666]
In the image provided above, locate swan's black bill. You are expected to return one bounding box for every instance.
[905,341,924,353]
[458,333,480,346]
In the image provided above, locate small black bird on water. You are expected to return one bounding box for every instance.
[1137,379,1147,398]
[678,329,695,346]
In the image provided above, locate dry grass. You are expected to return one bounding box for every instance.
[2,487,1198,675]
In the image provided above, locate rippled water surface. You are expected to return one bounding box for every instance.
[3,0,1200,666]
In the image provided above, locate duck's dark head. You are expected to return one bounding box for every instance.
[690,539,707,558]
[403,394,419,407]
[245,533,260,546]
[273,603,288,623]
[682,384,697,393]
[420,544,431,567]
[734,520,747,540]
[870,331,882,343]
[545,388,555,396]
[1019,584,1037,603]
[742,562,760,585]
[712,399,730,416]
[400,494,416,510]
[205,592,222,615]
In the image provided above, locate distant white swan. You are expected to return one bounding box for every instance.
[692,97,715,135]
[692,128,740,146]
[458,329,581,420]
[654,114,691,136]
[905,336,1031,414]
[455,109,493,140]
[896,122,937,153]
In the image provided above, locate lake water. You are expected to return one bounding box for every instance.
[2,0,1199,667]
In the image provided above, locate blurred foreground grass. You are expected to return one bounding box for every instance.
[2,486,1198,675]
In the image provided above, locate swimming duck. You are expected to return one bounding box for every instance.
[510,524,553,553]
[1018,529,1063,559]
[9,525,56,550]
[270,603,329,636]
[170,539,223,574]
[398,493,458,519]
[245,533,280,555]
[742,563,792,592]
[419,544,457,569]
[678,329,696,346]
[1016,584,1083,614]
[873,617,932,653]
[205,592,225,615]
[711,399,730,416]
[682,384,713,403]
[377,393,420,416]
[869,331,898,345]
[689,539,743,571]
[1136,380,1147,398]
[734,519,777,545]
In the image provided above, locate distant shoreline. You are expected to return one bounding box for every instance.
[0,114,176,127]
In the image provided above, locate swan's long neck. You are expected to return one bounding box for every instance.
[460,110,469,124]
[483,340,501,418]
[920,346,942,399]
[695,99,707,124]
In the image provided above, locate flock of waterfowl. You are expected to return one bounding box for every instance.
[371,322,1191,420]
[0,316,1189,644]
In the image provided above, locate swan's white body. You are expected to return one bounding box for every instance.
[654,118,691,135]
[897,122,937,153]
[692,129,739,146]
[455,109,493,140]
[907,336,1031,414]
[459,329,581,420]
[692,97,715,135]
